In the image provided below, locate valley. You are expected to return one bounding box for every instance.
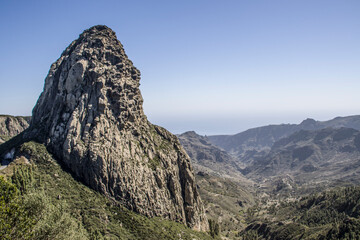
[178,115,360,239]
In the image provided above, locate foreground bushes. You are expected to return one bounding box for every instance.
[0,142,216,240]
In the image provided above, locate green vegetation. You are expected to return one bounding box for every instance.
[208,219,220,238]
[240,186,360,239]
[0,176,35,239]
[5,140,360,239]
[0,141,216,240]
[148,155,161,170]
[195,173,255,239]
[11,165,34,194]
[241,230,260,240]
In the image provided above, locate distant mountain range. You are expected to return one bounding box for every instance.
[180,115,360,192]
[207,115,360,162]
[178,131,249,181]
[244,127,360,184]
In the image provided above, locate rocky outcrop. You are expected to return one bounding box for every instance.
[178,131,246,179]
[179,131,233,165]
[28,25,208,230]
[0,115,30,137]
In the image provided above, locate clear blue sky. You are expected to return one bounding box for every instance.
[1,0,359,135]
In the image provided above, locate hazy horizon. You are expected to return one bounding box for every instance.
[1,1,359,135]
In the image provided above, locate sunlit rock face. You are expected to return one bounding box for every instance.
[30,25,208,231]
[0,115,30,137]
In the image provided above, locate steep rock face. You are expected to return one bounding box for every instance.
[28,25,207,230]
[0,115,30,137]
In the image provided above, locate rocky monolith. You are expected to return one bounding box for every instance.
[29,25,208,230]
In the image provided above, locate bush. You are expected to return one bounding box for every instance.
[23,191,89,240]
[208,219,220,238]
[0,176,34,239]
[11,165,34,194]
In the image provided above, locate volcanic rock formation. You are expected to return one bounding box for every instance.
[28,25,208,230]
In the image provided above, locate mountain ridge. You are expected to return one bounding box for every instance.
[243,127,360,189]
[208,115,360,163]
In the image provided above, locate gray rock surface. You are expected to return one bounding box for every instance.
[28,25,208,230]
[0,115,30,137]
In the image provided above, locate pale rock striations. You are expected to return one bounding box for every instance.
[27,25,208,230]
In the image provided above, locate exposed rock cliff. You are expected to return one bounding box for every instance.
[28,25,207,230]
[0,115,30,138]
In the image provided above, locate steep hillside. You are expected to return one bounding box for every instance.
[240,186,360,239]
[0,141,215,240]
[178,131,247,179]
[195,172,256,239]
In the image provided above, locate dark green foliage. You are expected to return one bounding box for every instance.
[241,230,260,240]
[0,176,35,240]
[208,219,220,238]
[242,186,360,239]
[11,165,34,194]
[22,190,89,239]
[297,186,360,225]
[0,141,215,240]
[148,155,161,170]
[271,223,305,240]
[326,218,360,240]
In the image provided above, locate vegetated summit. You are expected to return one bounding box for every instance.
[22,25,208,230]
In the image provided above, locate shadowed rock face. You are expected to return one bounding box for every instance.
[29,25,208,230]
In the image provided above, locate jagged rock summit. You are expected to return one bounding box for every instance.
[28,25,208,230]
